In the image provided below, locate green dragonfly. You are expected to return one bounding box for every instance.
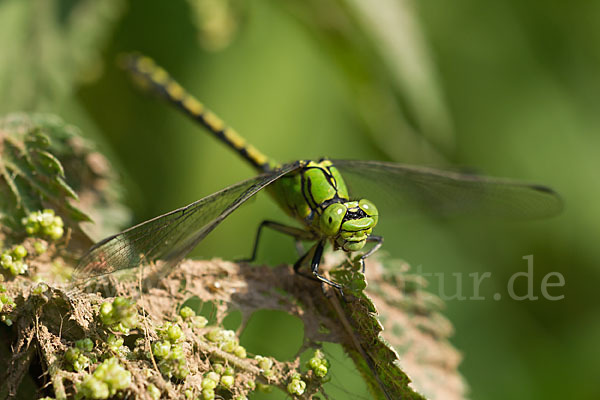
[75,54,562,288]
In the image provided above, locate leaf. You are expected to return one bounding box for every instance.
[30,149,65,177]
[329,258,426,400]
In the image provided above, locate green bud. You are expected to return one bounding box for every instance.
[100,301,114,319]
[223,366,234,376]
[233,345,246,358]
[147,383,161,400]
[12,245,27,259]
[202,388,215,400]
[308,357,321,370]
[174,361,190,379]
[52,215,64,227]
[40,210,54,227]
[206,328,223,342]
[152,340,171,359]
[166,323,184,342]
[32,283,49,296]
[287,378,306,396]
[255,356,273,371]
[79,376,109,399]
[9,260,28,276]
[65,347,81,363]
[314,364,328,378]
[107,334,124,349]
[179,306,195,319]
[47,225,64,240]
[33,241,47,255]
[205,371,220,383]
[72,355,90,372]
[221,339,237,353]
[0,253,11,266]
[213,363,224,374]
[220,374,234,389]
[201,377,217,390]
[170,343,184,360]
[190,315,208,329]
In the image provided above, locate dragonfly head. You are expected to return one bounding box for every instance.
[320,199,379,252]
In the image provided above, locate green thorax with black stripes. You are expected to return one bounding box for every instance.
[269,159,378,251]
[269,160,349,223]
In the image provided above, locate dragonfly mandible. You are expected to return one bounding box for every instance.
[75,54,562,289]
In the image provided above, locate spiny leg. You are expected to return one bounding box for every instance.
[360,235,384,272]
[293,241,342,291]
[240,220,315,263]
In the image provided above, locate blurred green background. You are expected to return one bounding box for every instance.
[2,0,599,399]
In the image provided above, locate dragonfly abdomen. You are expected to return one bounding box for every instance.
[121,54,274,172]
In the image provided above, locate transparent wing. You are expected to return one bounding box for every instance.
[333,160,562,219]
[75,163,301,279]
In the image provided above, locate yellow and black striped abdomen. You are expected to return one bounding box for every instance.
[121,54,274,172]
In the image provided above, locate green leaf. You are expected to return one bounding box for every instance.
[0,113,94,231]
[330,258,426,400]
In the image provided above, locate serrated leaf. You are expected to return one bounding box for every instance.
[54,176,79,200]
[24,129,51,149]
[0,113,94,229]
[329,259,426,400]
[31,149,66,177]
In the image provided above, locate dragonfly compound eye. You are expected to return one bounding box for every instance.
[320,203,347,236]
[359,199,378,227]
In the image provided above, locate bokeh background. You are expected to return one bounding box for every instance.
[2,0,599,399]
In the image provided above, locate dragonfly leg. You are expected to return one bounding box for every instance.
[360,235,384,272]
[241,220,315,263]
[310,240,342,291]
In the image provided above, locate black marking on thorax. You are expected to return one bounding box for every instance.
[301,164,347,214]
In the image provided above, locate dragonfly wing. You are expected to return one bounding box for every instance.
[75,162,301,279]
[332,160,562,219]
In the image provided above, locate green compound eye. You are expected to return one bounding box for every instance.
[320,203,346,236]
[359,199,378,226]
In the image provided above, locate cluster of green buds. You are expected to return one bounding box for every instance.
[205,327,247,358]
[151,321,190,380]
[198,365,236,400]
[105,334,130,358]
[78,357,131,399]
[99,297,139,334]
[65,338,95,372]
[254,355,274,378]
[0,283,16,326]
[1,244,28,276]
[287,372,307,396]
[306,349,329,378]
[22,209,64,240]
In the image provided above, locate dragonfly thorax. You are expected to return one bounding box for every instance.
[321,199,379,252]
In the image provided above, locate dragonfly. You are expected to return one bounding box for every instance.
[75,54,563,289]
